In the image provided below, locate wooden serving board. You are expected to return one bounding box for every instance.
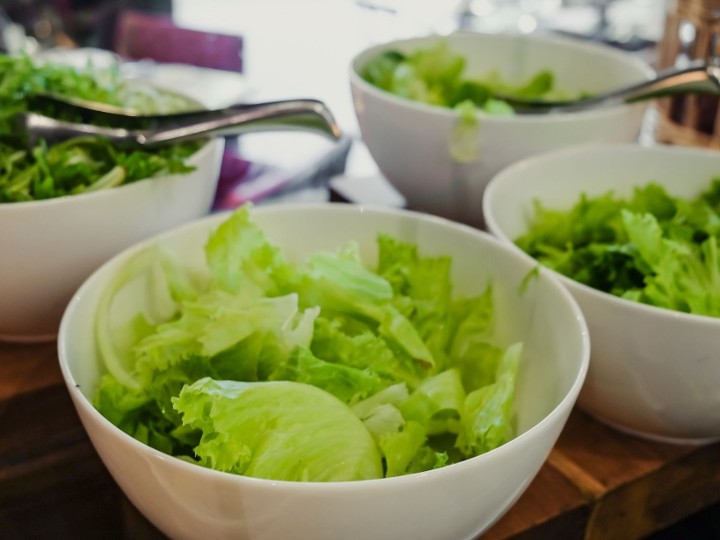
[1,341,719,539]
[487,410,720,540]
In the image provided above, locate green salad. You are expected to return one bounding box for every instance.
[0,54,200,203]
[360,41,575,116]
[516,179,720,317]
[94,205,523,482]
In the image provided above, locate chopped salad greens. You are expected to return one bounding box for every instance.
[516,179,720,317]
[360,40,574,115]
[0,54,200,203]
[94,205,523,482]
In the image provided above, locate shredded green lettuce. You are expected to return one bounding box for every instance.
[94,205,523,481]
[516,179,720,317]
[0,53,200,202]
[360,40,570,115]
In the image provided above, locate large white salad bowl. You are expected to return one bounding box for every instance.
[484,144,720,444]
[350,31,653,227]
[58,204,589,540]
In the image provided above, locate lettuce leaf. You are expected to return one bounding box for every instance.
[173,378,383,481]
[360,39,567,114]
[457,343,522,455]
[517,179,720,316]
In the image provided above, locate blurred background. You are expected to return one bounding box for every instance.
[0,0,673,139]
[0,0,667,54]
[0,0,172,51]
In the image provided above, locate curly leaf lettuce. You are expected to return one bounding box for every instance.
[360,40,564,114]
[94,205,523,482]
[517,179,720,317]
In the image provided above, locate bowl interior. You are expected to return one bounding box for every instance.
[60,204,588,443]
[351,31,652,109]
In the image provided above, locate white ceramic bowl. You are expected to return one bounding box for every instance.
[0,137,224,342]
[58,204,589,540]
[484,143,720,444]
[350,32,652,227]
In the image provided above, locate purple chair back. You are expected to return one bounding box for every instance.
[114,10,243,72]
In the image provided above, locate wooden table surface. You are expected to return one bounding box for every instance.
[1,340,719,539]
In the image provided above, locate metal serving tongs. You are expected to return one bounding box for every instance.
[14,95,343,148]
[495,61,720,114]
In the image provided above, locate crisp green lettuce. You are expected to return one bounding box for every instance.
[457,343,522,455]
[360,40,563,115]
[0,54,201,202]
[173,378,383,481]
[516,179,720,316]
[94,204,523,481]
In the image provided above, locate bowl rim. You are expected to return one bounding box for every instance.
[483,142,720,327]
[349,31,655,124]
[0,136,221,212]
[58,202,590,491]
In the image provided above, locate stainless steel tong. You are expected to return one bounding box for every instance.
[15,95,343,148]
[497,62,720,114]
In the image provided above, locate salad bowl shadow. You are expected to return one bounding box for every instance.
[483,143,720,444]
[349,31,653,228]
[0,137,224,342]
[58,204,589,540]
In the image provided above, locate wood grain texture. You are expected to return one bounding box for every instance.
[480,409,720,539]
[482,464,589,540]
[0,342,61,399]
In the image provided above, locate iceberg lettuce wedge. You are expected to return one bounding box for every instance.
[173,378,383,481]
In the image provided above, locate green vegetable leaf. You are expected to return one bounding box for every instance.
[360,40,580,116]
[173,378,384,481]
[518,179,720,316]
[205,205,295,296]
[457,342,522,455]
[269,346,386,404]
[360,50,406,92]
[0,53,199,202]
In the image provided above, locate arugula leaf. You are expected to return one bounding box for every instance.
[0,53,199,202]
